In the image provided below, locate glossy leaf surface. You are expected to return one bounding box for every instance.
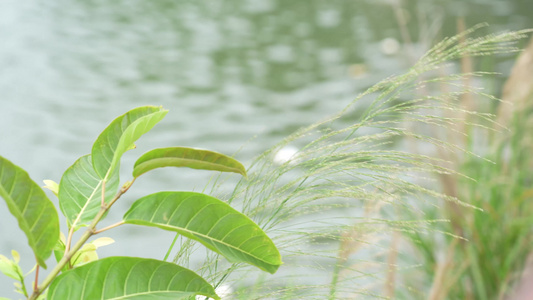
[0,156,59,268]
[91,106,168,180]
[58,155,119,228]
[123,192,282,274]
[133,147,247,178]
[47,256,219,300]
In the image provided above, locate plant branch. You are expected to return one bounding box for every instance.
[93,221,125,234]
[28,179,134,300]
[28,215,100,299]
[110,178,135,207]
[64,227,73,256]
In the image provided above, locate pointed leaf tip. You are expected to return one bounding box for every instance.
[91,106,168,181]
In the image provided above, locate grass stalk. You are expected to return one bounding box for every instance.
[173,27,533,299]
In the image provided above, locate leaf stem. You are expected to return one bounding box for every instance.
[163,234,179,261]
[101,179,106,207]
[93,221,125,234]
[33,263,39,293]
[19,267,29,297]
[28,179,134,300]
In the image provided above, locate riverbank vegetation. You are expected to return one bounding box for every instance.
[186,26,533,299]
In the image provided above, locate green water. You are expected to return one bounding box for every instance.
[0,0,531,297]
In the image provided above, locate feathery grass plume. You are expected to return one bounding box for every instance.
[175,26,532,299]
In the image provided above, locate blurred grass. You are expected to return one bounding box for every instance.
[401,37,533,300]
[181,27,533,299]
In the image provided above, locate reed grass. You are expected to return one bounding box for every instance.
[173,26,532,299]
[398,33,533,300]
[402,106,533,299]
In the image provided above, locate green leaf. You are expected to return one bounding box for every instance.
[47,256,220,300]
[54,232,105,271]
[0,253,21,281]
[123,192,282,274]
[11,250,20,264]
[132,147,247,178]
[0,156,60,268]
[53,233,66,265]
[91,106,168,180]
[91,237,115,248]
[42,180,59,196]
[58,155,119,228]
[70,243,97,266]
[71,237,114,266]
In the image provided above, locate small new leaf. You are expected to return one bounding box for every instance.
[0,253,22,281]
[42,180,59,196]
[71,237,115,266]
